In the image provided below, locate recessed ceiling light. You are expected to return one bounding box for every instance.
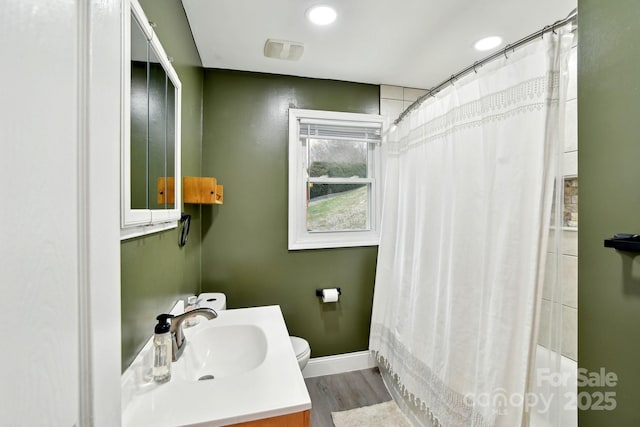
[307,5,337,26]
[474,36,503,51]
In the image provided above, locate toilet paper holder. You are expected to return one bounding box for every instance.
[315,288,342,297]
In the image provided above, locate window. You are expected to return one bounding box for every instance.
[288,109,383,250]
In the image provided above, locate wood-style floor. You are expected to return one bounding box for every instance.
[304,368,392,427]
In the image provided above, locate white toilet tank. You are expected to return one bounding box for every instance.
[197,293,227,311]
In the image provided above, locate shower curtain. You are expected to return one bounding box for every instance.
[370,29,573,427]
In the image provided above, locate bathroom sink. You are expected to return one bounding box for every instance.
[175,324,268,381]
[122,305,311,427]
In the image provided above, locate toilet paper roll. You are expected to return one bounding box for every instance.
[322,288,339,303]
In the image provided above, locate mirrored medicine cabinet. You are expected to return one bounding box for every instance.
[121,0,182,239]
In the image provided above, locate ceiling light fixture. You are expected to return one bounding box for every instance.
[307,5,337,26]
[474,36,503,51]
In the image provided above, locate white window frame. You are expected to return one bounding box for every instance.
[288,108,383,250]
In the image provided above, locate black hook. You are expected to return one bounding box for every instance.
[450,74,456,85]
[473,61,479,73]
[178,213,191,247]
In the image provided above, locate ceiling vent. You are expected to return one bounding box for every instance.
[264,39,304,61]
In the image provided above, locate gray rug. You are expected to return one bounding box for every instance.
[331,400,413,427]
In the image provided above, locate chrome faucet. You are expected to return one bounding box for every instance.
[168,307,217,361]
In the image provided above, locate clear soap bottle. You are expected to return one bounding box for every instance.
[153,314,173,383]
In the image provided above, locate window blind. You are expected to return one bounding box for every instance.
[299,119,381,143]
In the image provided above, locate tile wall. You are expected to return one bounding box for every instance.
[379,85,427,126]
[541,43,578,361]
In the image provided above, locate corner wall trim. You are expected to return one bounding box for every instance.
[302,350,377,378]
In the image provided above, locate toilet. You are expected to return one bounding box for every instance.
[197,293,311,371]
[289,336,311,371]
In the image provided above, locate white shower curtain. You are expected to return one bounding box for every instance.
[370,30,573,427]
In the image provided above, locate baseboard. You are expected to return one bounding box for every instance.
[302,350,378,378]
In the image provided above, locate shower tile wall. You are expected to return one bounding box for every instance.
[380,85,427,125]
[380,45,578,362]
[542,43,578,362]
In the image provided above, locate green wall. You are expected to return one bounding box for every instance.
[120,0,203,370]
[201,70,379,357]
[579,0,640,425]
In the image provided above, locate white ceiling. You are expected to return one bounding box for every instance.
[182,0,576,90]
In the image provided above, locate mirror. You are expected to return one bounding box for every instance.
[130,15,148,210]
[122,0,181,239]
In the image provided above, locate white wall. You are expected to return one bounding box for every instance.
[0,1,122,425]
[1,1,81,423]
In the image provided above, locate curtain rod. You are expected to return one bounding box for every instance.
[393,8,578,126]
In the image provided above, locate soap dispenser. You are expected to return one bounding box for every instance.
[153,314,173,383]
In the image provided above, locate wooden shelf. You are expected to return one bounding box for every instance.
[183,176,223,204]
[214,184,224,204]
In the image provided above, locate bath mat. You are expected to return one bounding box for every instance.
[331,400,413,427]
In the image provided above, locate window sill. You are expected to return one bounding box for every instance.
[120,221,177,240]
[288,231,379,250]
